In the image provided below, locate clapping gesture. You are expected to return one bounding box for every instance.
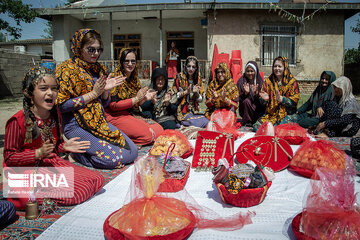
[63,137,91,153]
[259,91,269,101]
[104,73,125,91]
[243,82,250,95]
[275,90,283,103]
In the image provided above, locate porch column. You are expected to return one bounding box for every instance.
[110,12,114,65]
[159,10,163,67]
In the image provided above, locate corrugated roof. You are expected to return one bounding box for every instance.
[0,38,52,45]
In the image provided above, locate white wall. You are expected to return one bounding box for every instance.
[53,15,83,62]
[61,17,207,63]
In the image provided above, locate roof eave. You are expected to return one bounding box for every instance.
[37,2,360,18]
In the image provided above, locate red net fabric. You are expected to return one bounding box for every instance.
[150,130,193,158]
[255,122,275,137]
[275,123,310,145]
[300,156,360,239]
[103,155,254,240]
[289,140,345,178]
[206,109,244,139]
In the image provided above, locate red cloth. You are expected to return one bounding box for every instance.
[105,109,163,145]
[167,60,177,79]
[4,110,105,209]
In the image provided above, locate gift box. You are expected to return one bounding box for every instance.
[192,131,234,171]
[235,136,293,172]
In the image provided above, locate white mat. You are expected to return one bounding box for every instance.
[37,133,359,240]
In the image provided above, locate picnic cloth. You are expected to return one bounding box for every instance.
[37,133,360,240]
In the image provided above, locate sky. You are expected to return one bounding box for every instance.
[1,0,359,49]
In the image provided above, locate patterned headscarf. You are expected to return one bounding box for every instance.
[111,48,141,110]
[23,67,61,144]
[260,56,300,124]
[205,62,239,118]
[56,29,128,148]
[332,76,360,118]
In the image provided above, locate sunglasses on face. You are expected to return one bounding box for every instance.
[87,47,103,54]
[124,60,136,65]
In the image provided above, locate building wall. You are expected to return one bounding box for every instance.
[0,50,41,97]
[87,17,207,63]
[53,15,83,62]
[208,10,344,82]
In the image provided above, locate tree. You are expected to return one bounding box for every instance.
[0,0,38,39]
[41,21,53,39]
[345,19,360,64]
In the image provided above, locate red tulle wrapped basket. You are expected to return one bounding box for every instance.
[275,123,310,145]
[215,161,272,207]
[103,207,196,240]
[157,143,190,193]
[288,165,315,178]
[216,181,272,208]
[158,164,190,192]
[291,212,316,240]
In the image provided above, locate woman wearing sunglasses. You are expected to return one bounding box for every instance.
[171,56,209,128]
[56,29,138,169]
[105,48,164,147]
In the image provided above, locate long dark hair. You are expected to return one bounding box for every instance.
[22,67,61,145]
[183,56,200,84]
[119,48,138,81]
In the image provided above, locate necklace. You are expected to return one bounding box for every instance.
[240,139,273,167]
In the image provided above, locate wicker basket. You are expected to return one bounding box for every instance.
[215,160,272,208]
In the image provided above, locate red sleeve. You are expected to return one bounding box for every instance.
[4,119,37,166]
[108,98,133,111]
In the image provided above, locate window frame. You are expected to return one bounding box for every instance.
[260,25,297,67]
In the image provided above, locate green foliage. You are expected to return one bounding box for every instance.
[0,0,38,39]
[351,19,360,34]
[345,48,360,64]
[41,21,52,39]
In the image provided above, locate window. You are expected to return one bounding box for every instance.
[261,25,296,66]
[113,34,141,60]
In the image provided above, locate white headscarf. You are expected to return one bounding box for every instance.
[332,76,360,118]
[244,62,257,85]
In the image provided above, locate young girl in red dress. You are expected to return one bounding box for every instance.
[3,67,105,209]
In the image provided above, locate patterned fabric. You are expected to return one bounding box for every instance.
[0,200,17,228]
[3,110,105,209]
[111,48,141,110]
[172,72,204,121]
[256,56,300,126]
[332,76,360,119]
[56,29,127,148]
[205,62,239,119]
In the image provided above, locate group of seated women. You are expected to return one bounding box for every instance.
[1,28,359,228]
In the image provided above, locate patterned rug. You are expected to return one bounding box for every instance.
[0,146,151,240]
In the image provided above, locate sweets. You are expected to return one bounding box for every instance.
[151,135,189,157]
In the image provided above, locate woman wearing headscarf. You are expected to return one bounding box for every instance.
[253,56,300,131]
[105,48,164,146]
[205,62,239,119]
[315,76,360,137]
[237,61,265,125]
[171,56,209,128]
[56,29,138,169]
[281,71,336,129]
[141,68,178,129]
